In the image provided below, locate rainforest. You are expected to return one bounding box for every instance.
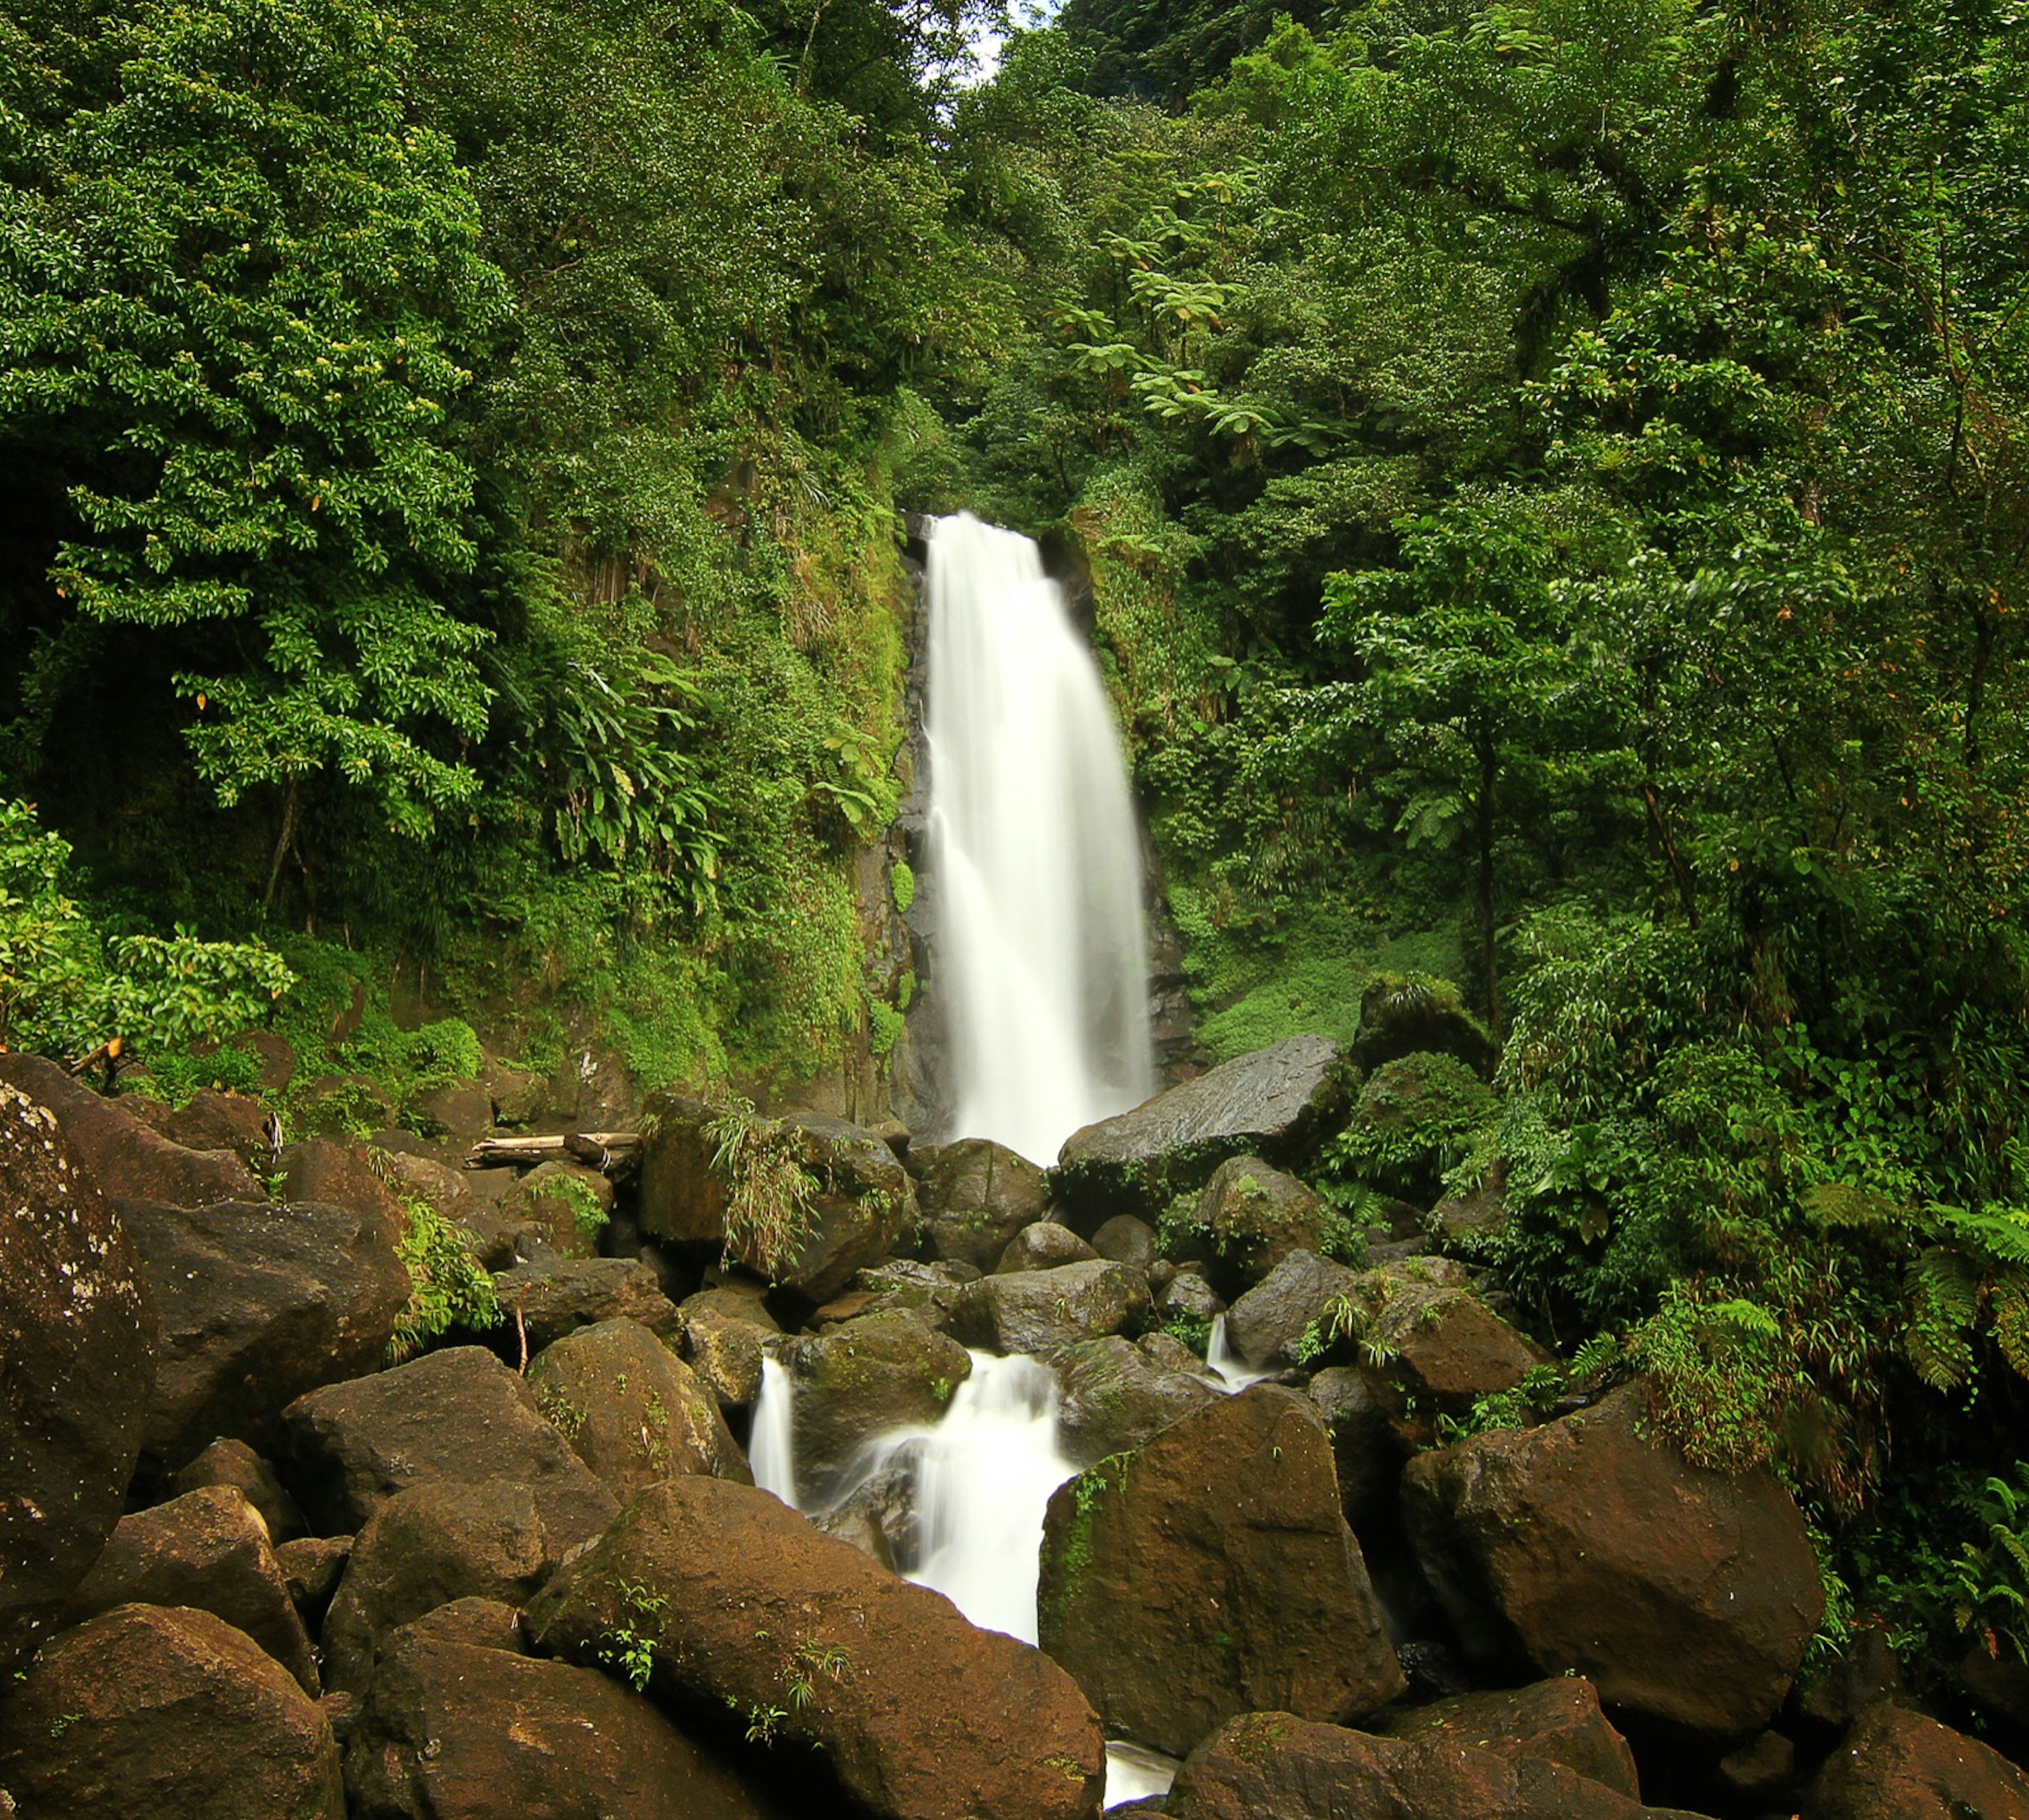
[1,0,2027,1814]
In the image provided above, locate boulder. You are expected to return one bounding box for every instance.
[492,1253,682,1352]
[1054,1335,1222,1468]
[497,1158,613,1259]
[1194,1156,1333,1288]
[528,1316,750,1499]
[1368,1676,1641,1798]
[640,1100,916,1304]
[524,1477,1105,1820]
[0,1082,157,1672]
[485,1062,544,1127]
[1401,1380,1822,1737]
[685,1278,782,1330]
[1306,1368,1406,1535]
[1223,1249,1361,1370]
[321,1480,553,1691]
[952,1260,1149,1356]
[911,1137,1049,1271]
[276,1137,406,1234]
[0,1052,262,1206]
[1159,1268,1224,1325]
[280,1344,619,1542]
[225,1028,295,1093]
[1431,1167,1507,1251]
[120,1194,409,1471]
[173,1437,307,1542]
[1793,1621,1905,1732]
[1343,1259,1544,1414]
[67,1485,320,1694]
[1091,1214,1157,1271]
[409,1082,495,1141]
[811,1444,922,1573]
[784,1313,971,1507]
[1959,1641,2029,1731]
[161,1089,272,1166]
[1054,1035,1348,1219]
[296,1071,396,1138]
[1349,971,1495,1077]
[1037,1385,1403,1757]
[0,1603,343,1818]
[1715,1729,1797,1805]
[346,1599,789,1819]
[680,1307,770,1412]
[995,1221,1099,1273]
[276,1533,351,1626]
[833,1258,980,1333]
[1138,1329,1216,1377]
[1809,1701,2029,1819]
[1165,1711,1700,1820]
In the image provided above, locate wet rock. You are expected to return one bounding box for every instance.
[1368,1676,1641,1798]
[1306,1367,1407,1535]
[911,1137,1049,1271]
[525,1477,1104,1820]
[174,1437,307,1542]
[281,1344,619,1543]
[996,1221,1099,1273]
[1223,1250,1360,1370]
[1348,971,1495,1078]
[1165,1710,1700,1820]
[1092,1214,1157,1271]
[634,1093,726,1243]
[497,1158,613,1259]
[680,1307,770,1412]
[1431,1167,1507,1251]
[0,1082,157,1672]
[1055,1035,1349,1219]
[1158,1268,1224,1324]
[811,1444,922,1572]
[842,1258,980,1332]
[784,1312,971,1507]
[1343,1259,1544,1414]
[161,1090,273,1166]
[276,1138,406,1234]
[1054,1335,1222,1468]
[952,1259,1150,1355]
[1138,1330,1216,1377]
[321,1481,553,1692]
[68,1484,319,1694]
[529,1316,749,1498]
[0,1052,263,1206]
[0,1603,343,1818]
[1809,1701,2029,1818]
[492,1252,682,1352]
[276,1534,351,1626]
[1402,1380,1822,1738]
[120,1194,408,1472]
[346,1599,789,1819]
[1195,1156,1332,1288]
[1038,1385,1403,1758]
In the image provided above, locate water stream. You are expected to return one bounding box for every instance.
[925,513,1153,1165]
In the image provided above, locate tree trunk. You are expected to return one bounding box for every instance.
[1476,731,1500,1037]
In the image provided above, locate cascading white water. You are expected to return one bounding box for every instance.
[749,1355,797,1507]
[926,513,1154,1165]
[1206,1313,1271,1391]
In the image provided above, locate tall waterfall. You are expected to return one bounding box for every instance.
[926,513,1153,1164]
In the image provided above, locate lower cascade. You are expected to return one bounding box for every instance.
[925,513,1154,1164]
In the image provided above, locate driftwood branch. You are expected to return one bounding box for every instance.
[464,1131,641,1171]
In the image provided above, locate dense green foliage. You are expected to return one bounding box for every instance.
[4,0,2027,1706]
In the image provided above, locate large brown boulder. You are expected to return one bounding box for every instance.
[1054,1035,1348,1220]
[496,1158,612,1258]
[1037,1385,1403,1758]
[783,1312,971,1507]
[528,1316,750,1499]
[347,1599,793,1819]
[320,1480,554,1692]
[524,1477,1105,1820]
[173,1436,308,1542]
[1306,1367,1408,1536]
[1808,1701,2029,1819]
[277,1137,406,1235]
[638,1101,916,1304]
[995,1221,1099,1273]
[120,1194,409,1471]
[1368,1676,1641,1798]
[280,1344,619,1542]
[1053,1335,1222,1468]
[1165,1711,1701,1820]
[680,1304,772,1412]
[1343,1259,1545,1415]
[160,1089,272,1165]
[67,1485,320,1694]
[0,1082,156,1671]
[492,1253,683,1352]
[1401,1380,1822,1737]
[951,1259,1149,1355]
[1223,1249,1361,1369]
[911,1137,1048,1271]
[0,1053,262,1206]
[1194,1155,1334,1288]
[0,1603,344,1819]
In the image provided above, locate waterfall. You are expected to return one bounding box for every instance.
[1206,1314,1270,1391]
[750,1355,797,1507]
[926,513,1154,1165]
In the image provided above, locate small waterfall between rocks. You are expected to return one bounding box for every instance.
[746,515,1177,1807]
[925,512,1153,1165]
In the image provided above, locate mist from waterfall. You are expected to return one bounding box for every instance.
[925,513,1153,1165]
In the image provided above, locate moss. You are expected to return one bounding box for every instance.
[889,860,915,916]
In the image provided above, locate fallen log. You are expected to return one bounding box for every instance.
[465,1131,641,1171]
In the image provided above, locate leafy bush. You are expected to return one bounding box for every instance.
[388,1186,501,1362]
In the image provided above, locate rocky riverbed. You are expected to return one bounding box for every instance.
[2,1033,2025,1819]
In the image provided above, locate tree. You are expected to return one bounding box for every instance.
[0,0,510,851]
